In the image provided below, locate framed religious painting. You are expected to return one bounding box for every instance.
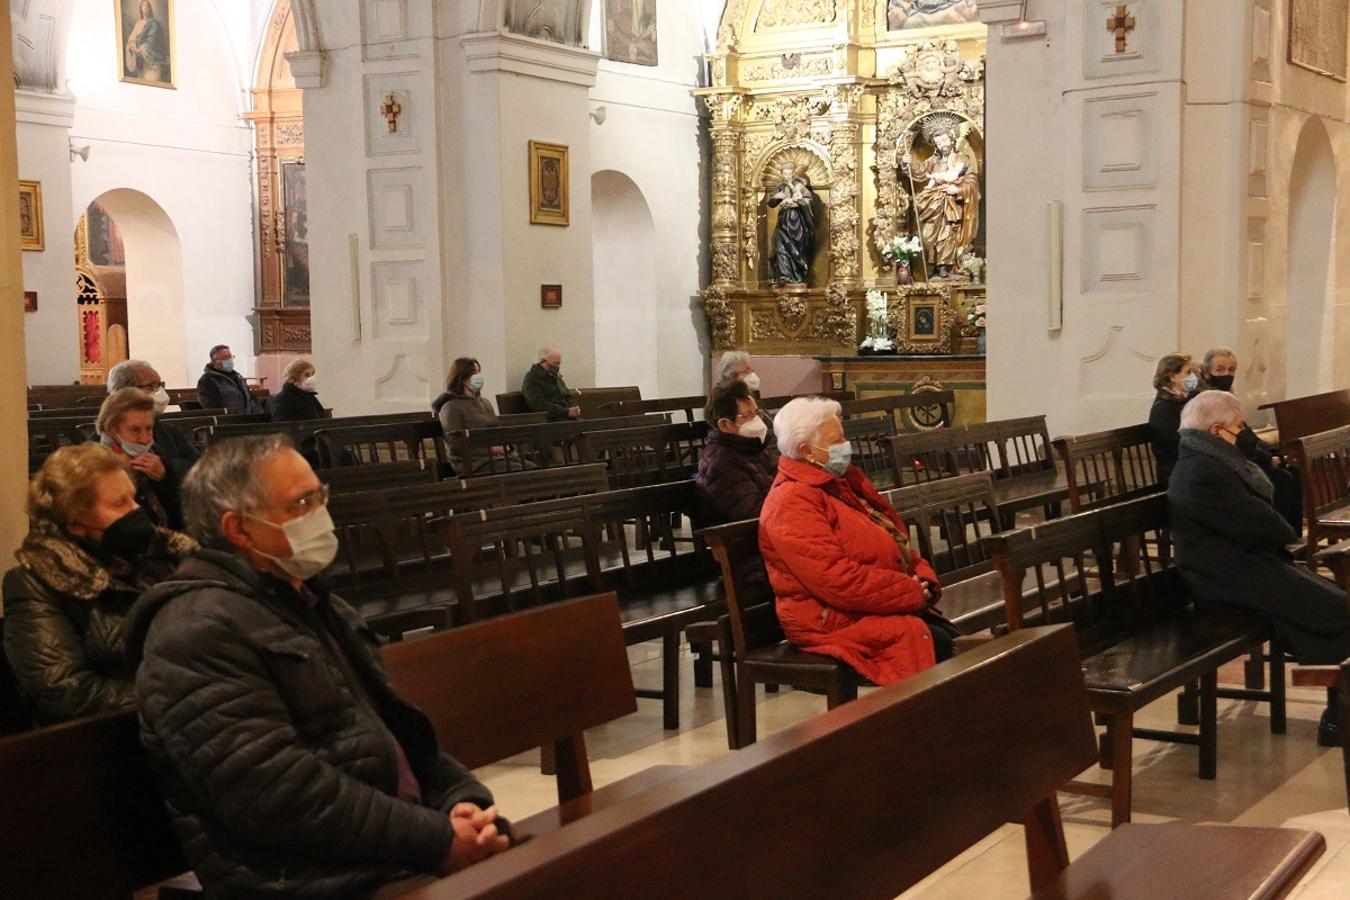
[18,180,43,251]
[529,141,570,226]
[892,286,956,354]
[115,0,176,89]
[280,160,311,306]
[604,0,658,67]
[541,284,563,309]
[24,291,38,312]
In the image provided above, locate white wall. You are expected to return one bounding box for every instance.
[592,169,658,394]
[1284,118,1337,398]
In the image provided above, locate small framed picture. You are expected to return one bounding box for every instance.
[908,299,940,339]
[18,180,43,251]
[541,284,563,309]
[24,291,37,312]
[893,287,955,353]
[529,141,570,226]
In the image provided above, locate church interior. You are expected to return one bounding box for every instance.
[3,0,1350,896]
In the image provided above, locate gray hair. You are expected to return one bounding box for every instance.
[715,350,752,386]
[107,359,155,393]
[1180,390,1243,431]
[1202,346,1236,372]
[774,397,842,460]
[182,434,293,545]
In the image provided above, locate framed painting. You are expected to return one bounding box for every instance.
[1289,0,1348,81]
[541,284,563,309]
[604,0,658,67]
[280,160,311,306]
[24,291,38,312]
[116,0,176,89]
[18,180,43,251]
[892,286,956,354]
[529,141,570,226]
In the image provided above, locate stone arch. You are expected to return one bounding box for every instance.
[1284,115,1339,398]
[591,170,659,395]
[289,0,322,52]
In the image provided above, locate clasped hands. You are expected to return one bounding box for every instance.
[439,803,509,875]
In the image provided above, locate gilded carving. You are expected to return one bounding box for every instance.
[743,54,834,82]
[828,126,861,283]
[825,282,857,346]
[888,285,958,354]
[756,0,836,30]
[768,94,830,140]
[702,285,737,349]
[775,288,809,332]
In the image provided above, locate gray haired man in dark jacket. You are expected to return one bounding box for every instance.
[126,435,510,898]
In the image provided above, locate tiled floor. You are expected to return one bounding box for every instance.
[476,645,1350,897]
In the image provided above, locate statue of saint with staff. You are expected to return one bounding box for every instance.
[900,114,981,281]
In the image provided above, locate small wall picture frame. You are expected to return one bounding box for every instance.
[529,141,570,226]
[541,284,563,309]
[24,291,37,312]
[891,286,956,354]
[18,180,43,251]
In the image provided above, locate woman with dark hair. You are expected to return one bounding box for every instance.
[1148,351,1199,488]
[432,358,519,474]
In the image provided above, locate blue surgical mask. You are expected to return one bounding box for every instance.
[812,441,852,477]
[469,374,485,393]
[1181,372,1199,393]
[221,359,235,373]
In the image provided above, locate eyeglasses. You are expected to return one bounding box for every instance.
[286,484,329,515]
[134,380,166,391]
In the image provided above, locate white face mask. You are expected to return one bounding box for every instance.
[101,432,152,458]
[742,372,761,392]
[300,376,318,393]
[245,505,339,581]
[151,387,171,414]
[738,415,768,444]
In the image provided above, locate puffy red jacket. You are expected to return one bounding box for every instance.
[758,457,941,685]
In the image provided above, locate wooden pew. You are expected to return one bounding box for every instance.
[577,421,709,488]
[0,710,189,898]
[985,494,1283,826]
[838,389,957,431]
[454,414,665,475]
[757,389,853,413]
[608,394,708,423]
[324,460,441,495]
[409,626,1325,900]
[1286,424,1350,559]
[1053,423,1160,512]
[1259,388,1350,445]
[1290,539,1350,808]
[842,413,897,488]
[495,386,643,419]
[313,419,450,471]
[200,411,432,448]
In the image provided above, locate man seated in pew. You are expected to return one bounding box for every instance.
[1200,346,1303,531]
[3,444,196,725]
[1169,390,1350,741]
[126,436,512,897]
[758,397,957,686]
[197,344,262,415]
[522,345,581,420]
[1147,351,1200,488]
[433,357,530,474]
[108,359,200,522]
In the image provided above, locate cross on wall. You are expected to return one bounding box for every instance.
[380,93,402,133]
[1107,4,1136,54]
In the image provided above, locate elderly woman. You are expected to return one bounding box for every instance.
[1,444,196,724]
[1147,351,1200,487]
[1169,391,1350,741]
[97,387,184,528]
[269,358,326,422]
[757,397,953,685]
[714,349,761,393]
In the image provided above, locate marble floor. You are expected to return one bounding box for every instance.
[476,644,1350,898]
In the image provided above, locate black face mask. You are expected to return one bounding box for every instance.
[97,508,157,559]
[1208,374,1235,392]
[1234,427,1260,457]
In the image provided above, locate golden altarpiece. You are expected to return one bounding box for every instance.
[695,1,988,420]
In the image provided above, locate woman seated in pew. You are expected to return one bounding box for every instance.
[1168,390,1350,740]
[696,379,778,524]
[432,357,528,474]
[757,398,958,686]
[2,444,196,724]
[268,357,326,423]
[1148,351,1199,488]
[96,388,186,528]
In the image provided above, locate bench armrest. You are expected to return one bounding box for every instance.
[1313,539,1350,593]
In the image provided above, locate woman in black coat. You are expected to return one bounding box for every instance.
[1147,351,1198,488]
[268,357,326,422]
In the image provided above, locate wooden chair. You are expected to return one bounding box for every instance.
[411,626,1325,900]
[1286,424,1350,559]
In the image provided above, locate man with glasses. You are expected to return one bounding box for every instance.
[196,343,261,414]
[127,436,510,897]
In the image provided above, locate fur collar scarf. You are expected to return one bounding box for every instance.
[16,523,198,601]
[1178,428,1274,503]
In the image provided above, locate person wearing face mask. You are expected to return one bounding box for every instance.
[269,358,326,422]
[696,379,778,524]
[1147,352,1201,488]
[1,444,197,725]
[196,343,262,415]
[522,345,581,420]
[714,349,775,442]
[1168,391,1350,744]
[433,357,529,474]
[125,436,513,897]
[756,397,955,687]
[107,359,200,497]
[97,388,189,529]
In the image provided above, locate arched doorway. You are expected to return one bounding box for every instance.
[1284,116,1338,398]
[591,170,658,396]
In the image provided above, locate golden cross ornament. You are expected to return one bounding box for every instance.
[380,93,402,133]
[1107,4,1136,54]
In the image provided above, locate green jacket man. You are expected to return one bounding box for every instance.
[522,346,580,421]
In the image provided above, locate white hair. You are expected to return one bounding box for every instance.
[774,397,842,460]
[107,359,156,393]
[716,350,752,385]
[1180,390,1243,431]
[538,345,559,362]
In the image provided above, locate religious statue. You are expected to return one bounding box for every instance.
[766,164,817,286]
[888,0,981,30]
[901,115,981,280]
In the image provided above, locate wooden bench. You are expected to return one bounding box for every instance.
[313,419,450,471]
[756,389,853,413]
[454,414,664,475]
[607,394,708,423]
[838,389,957,432]
[409,626,1325,899]
[985,494,1284,826]
[1260,388,1350,445]
[842,413,897,488]
[324,460,441,494]
[200,411,433,448]
[1290,540,1350,806]
[1053,424,1161,513]
[495,386,643,419]
[1286,424,1350,559]
[577,421,709,488]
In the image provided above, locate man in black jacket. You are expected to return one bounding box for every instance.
[196,344,262,414]
[107,359,200,529]
[126,436,510,897]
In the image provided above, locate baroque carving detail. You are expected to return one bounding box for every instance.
[702,285,736,349]
[756,0,836,30]
[828,126,862,283]
[743,53,834,82]
[825,282,857,347]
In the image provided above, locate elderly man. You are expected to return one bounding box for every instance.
[522,345,580,420]
[1199,346,1303,530]
[107,359,199,526]
[1168,390,1350,742]
[197,343,261,414]
[126,436,511,897]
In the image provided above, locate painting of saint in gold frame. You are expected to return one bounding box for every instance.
[116,0,176,89]
[893,288,956,354]
[18,180,44,251]
[529,141,570,226]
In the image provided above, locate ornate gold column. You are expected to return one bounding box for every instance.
[700,90,746,348]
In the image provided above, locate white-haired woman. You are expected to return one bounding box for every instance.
[714,350,761,393]
[1169,390,1350,742]
[756,397,954,686]
[269,358,325,423]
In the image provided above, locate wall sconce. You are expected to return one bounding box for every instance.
[69,143,91,163]
[589,105,608,126]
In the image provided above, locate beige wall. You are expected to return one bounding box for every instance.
[1,11,31,573]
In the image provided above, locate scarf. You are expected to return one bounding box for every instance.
[1178,428,1273,503]
[16,521,198,601]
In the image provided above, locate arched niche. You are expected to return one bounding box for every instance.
[1284,116,1339,398]
[591,170,659,396]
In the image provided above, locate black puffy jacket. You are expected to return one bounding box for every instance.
[125,549,497,898]
[268,382,326,422]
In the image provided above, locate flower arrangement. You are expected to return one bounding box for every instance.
[860,289,895,352]
[878,234,924,267]
[967,301,987,330]
[960,252,986,284]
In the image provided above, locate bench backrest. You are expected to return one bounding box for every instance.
[1259,388,1350,445]
[883,472,1003,584]
[843,414,898,488]
[887,427,985,485]
[202,411,433,447]
[1053,424,1160,512]
[313,419,448,469]
[609,395,707,423]
[757,390,853,414]
[1287,424,1350,537]
[699,519,780,660]
[0,710,187,898]
[458,414,667,474]
[325,460,441,494]
[382,592,636,803]
[838,389,956,432]
[495,386,643,419]
[425,626,1096,900]
[577,422,709,488]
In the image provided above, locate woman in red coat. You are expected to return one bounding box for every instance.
[758,397,949,685]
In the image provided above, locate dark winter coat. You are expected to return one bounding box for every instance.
[125,549,499,898]
[268,382,326,422]
[1148,389,1188,487]
[695,429,778,525]
[1,525,195,724]
[151,418,199,530]
[1168,431,1350,664]
[197,364,260,415]
[521,363,577,421]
